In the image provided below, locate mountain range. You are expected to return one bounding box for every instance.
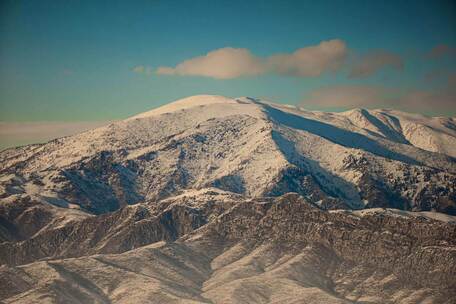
[0,95,455,303]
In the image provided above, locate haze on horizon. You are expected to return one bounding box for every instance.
[0,0,455,148]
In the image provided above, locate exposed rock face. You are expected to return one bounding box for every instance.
[0,190,234,266]
[1,95,456,303]
[0,191,455,303]
[0,196,89,243]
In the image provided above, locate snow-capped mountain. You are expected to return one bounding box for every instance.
[1,95,455,215]
[1,95,456,304]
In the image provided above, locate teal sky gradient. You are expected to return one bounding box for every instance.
[1,0,455,122]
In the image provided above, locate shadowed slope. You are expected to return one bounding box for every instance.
[263,103,420,165]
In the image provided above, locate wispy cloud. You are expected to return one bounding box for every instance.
[397,89,455,114]
[301,84,455,115]
[155,39,348,79]
[426,44,456,59]
[63,69,74,76]
[0,121,112,150]
[132,65,152,75]
[349,51,403,78]
[448,73,456,87]
[423,68,448,83]
[302,85,392,108]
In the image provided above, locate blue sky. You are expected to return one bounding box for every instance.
[0,0,455,124]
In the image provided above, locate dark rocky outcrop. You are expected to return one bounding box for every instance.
[0,192,455,303]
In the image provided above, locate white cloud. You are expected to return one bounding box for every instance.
[268,39,347,77]
[155,39,348,79]
[157,47,266,79]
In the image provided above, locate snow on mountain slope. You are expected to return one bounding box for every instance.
[339,108,456,157]
[130,94,242,119]
[0,95,455,215]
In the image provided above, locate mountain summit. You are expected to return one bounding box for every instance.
[1,95,455,214]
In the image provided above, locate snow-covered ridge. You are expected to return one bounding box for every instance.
[109,95,454,157]
[0,94,455,216]
[128,95,456,157]
[339,108,456,157]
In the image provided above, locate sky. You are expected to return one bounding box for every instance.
[0,0,455,147]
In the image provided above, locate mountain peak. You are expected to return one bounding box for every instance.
[130,94,238,119]
[1,94,456,216]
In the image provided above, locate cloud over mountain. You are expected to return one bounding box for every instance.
[0,121,111,150]
[302,85,391,108]
[156,39,348,79]
[426,44,456,59]
[301,84,456,114]
[349,51,403,78]
[156,47,266,79]
[267,39,347,77]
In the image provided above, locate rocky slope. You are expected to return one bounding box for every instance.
[1,95,456,303]
[0,191,455,303]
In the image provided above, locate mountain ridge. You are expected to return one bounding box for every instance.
[1,95,456,303]
[1,192,455,303]
[1,95,455,215]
